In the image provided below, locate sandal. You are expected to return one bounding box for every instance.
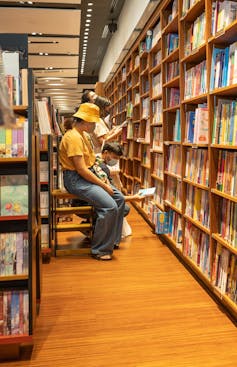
[91,253,112,261]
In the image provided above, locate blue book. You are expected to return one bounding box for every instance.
[222,46,229,87]
[155,211,169,234]
[187,111,195,142]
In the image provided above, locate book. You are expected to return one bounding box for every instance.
[138,187,156,197]
[0,175,28,216]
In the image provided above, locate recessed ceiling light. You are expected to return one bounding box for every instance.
[85,28,89,31]
[39,52,43,55]
[86,19,91,23]
[45,53,48,55]
[31,32,37,35]
[84,36,88,39]
[19,1,24,4]
[87,8,92,12]
[84,32,89,35]
[88,2,93,5]
[86,14,92,17]
[27,1,33,3]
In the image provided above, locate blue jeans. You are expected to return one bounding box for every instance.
[63,170,125,256]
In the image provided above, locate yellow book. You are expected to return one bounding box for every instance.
[5,128,12,157]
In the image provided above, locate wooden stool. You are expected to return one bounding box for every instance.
[51,189,93,256]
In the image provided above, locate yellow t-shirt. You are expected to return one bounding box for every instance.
[59,128,95,171]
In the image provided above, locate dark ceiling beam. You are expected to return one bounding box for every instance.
[0,2,81,10]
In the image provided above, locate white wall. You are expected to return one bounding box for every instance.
[99,0,151,82]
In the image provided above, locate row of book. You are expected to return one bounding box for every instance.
[173,109,181,142]
[211,1,237,35]
[185,12,205,56]
[166,145,181,176]
[184,60,207,100]
[184,223,210,277]
[212,98,237,145]
[0,117,28,158]
[185,104,208,144]
[210,42,237,89]
[166,60,179,83]
[2,51,28,107]
[151,100,162,125]
[0,175,28,217]
[0,290,29,336]
[219,198,237,248]
[185,148,209,187]
[185,185,210,228]
[153,153,163,179]
[152,72,162,98]
[216,150,237,196]
[164,33,179,57]
[212,244,237,302]
[167,87,180,107]
[0,232,28,276]
[152,126,163,150]
[182,0,199,16]
[165,176,182,210]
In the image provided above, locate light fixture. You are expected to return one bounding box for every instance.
[88,2,93,5]
[86,19,91,23]
[86,14,92,17]
[87,8,92,12]
[31,32,37,35]
[84,32,89,35]
[39,52,43,55]
[85,28,89,31]
[84,36,88,39]
[45,53,48,55]
[102,25,109,39]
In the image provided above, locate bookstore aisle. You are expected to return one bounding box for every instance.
[2,207,237,367]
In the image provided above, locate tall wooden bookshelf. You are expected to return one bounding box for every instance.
[0,34,40,360]
[105,0,237,319]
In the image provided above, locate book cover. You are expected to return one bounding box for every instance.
[0,175,28,216]
[138,187,156,197]
[155,211,169,234]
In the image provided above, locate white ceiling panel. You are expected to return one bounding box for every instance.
[33,69,79,78]
[28,37,79,54]
[29,55,79,68]
[0,8,80,35]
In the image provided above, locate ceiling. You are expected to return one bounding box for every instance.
[0,0,126,113]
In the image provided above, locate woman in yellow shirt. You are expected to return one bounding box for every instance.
[59,103,125,261]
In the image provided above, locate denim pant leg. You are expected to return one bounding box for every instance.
[63,170,121,255]
[110,185,125,245]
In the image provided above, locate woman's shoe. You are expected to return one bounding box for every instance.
[114,243,120,249]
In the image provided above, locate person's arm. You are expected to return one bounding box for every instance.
[124,194,144,202]
[72,155,114,196]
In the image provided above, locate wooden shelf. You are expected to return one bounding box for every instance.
[0,157,27,164]
[0,215,28,221]
[163,75,180,88]
[151,173,164,182]
[162,48,179,64]
[180,0,205,22]
[182,93,207,104]
[184,214,210,235]
[212,233,237,256]
[183,178,209,191]
[104,0,237,321]
[211,144,237,150]
[0,274,28,282]
[180,43,206,64]
[162,13,178,35]
[164,200,182,214]
[211,189,237,203]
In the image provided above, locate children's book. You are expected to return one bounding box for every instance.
[0,175,28,216]
[138,187,156,197]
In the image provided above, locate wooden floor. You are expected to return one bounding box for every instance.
[4,207,237,367]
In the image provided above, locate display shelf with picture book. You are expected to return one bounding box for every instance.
[104,0,237,319]
[0,34,41,360]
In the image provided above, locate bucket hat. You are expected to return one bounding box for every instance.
[73,102,100,123]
